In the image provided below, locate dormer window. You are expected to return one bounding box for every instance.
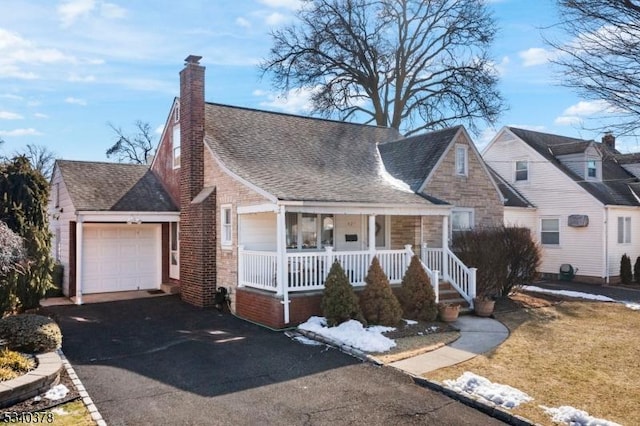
[587,159,597,178]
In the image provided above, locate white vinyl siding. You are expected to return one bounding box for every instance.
[483,130,606,279]
[617,217,631,244]
[239,212,277,251]
[48,167,77,296]
[221,205,232,248]
[606,208,640,277]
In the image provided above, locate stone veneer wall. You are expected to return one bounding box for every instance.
[422,133,503,227]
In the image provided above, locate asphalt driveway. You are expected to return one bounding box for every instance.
[44,295,505,426]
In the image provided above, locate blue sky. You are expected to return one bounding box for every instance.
[1,0,637,163]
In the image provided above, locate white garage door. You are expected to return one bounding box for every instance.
[82,224,160,294]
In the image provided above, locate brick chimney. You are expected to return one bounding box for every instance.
[179,55,205,206]
[178,55,217,308]
[602,131,616,151]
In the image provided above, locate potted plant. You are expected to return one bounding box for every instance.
[438,302,460,322]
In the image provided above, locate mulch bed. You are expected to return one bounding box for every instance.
[1,361,80,415]
[382,319,458,339]
[494,291,564,313]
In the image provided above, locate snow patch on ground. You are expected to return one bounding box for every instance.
[522,285,640,311]
[541,405,621,426]
[298,316,397,353]
[44,384,69,400]
[293,335,324,346]
[403,319,418,325]
[443,372,532,409]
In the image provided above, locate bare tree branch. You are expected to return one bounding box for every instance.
[106,120,156,164]
[549,0,640,136]
[13,144,56,180]
[260,0,505,135]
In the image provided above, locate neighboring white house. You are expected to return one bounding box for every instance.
[483,127,640,284]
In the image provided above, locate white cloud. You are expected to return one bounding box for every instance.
[265,12,287,26]
[65,96,87,106]
[477,127,498,150]
[68,73,96,82]
[493,56,510,77]
[27,100,42,107]
[0,111,23,120]
[554,116,582,126]
[0,94,23,100]
[58,0,96,28]
[0,128,42,137]
[256,87,318,114]
[258,0,302,10]
[154,124,164,135]
[34,113,49,119]
[235,17,251,29]
[100,2,127,19]
[519,47,557,67]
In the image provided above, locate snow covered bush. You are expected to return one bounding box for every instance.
[359,257,402,326]
[620,254,632,285]
[398,255,437,321]
[0,314,62,353]
[321,261,364,326]
[0,221,24,274]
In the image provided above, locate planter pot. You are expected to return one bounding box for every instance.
[473,298,495,317]
[438,305,460,322]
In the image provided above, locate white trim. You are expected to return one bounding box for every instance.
[221,204,233,248]
[76,211,180,223]
[169,221,179,280]
[204,141,278,203]
[172,124,181,169]
[277,202,450,216]
[514,159,529,182]
[586,157,598,180]
[75,217,83,305]
[237,203,279,214]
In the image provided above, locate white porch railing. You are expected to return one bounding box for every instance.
[238,245,440,300]
[421,244,477,307]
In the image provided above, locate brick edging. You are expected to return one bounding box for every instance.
[0,352,61,408]
[57,350,107,426]
[411,376,538,426]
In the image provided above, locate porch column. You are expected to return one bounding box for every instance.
[441,215,449,281]
[276,205,290,324]
[368,214,376,262]
[75,217,83,305]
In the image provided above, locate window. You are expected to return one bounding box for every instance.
[286,213,334,249]
[618,217,631,244]
[515,160,528,181]
[221,205,232,247]
[452,209,474,232]
[587,159,597,178]
[540,218,560,245]
[170,222,179,265]
[455,145,468,176]
[172,125,181,169]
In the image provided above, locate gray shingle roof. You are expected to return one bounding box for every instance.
[378,126,461,192]
[204,103,437,205]
[56,160,178,212]
[508,127,640,206]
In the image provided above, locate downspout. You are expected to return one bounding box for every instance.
[604,207,609,284]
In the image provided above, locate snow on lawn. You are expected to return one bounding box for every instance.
[522,285,639,311]
[298,316,396,353]
[443,372,532,409]
[403,319,418,325]
[541,405,621,426]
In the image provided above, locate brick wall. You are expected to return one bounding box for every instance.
[150,100,181,205]
[423,132,503,227]
[204,148,271,312]
[422,216,445,248]
[390,216,420,250]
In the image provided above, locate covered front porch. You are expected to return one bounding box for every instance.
[235,202,477,325]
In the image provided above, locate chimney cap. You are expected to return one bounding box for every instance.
[184,55,203,65]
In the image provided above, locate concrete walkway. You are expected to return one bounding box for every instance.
[390,316,509,376]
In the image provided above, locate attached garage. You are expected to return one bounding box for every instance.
[82,224,161,294]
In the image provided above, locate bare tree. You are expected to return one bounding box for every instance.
[261,0,504,135]
[14,144,56,180]
[549,0,640,136]
[106,120,155,164]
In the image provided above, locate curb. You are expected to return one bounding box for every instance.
[411,375,538,426]
[292,329,383,365]
[57,350,107,426]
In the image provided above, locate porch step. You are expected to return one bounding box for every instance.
[161,283,180,295]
